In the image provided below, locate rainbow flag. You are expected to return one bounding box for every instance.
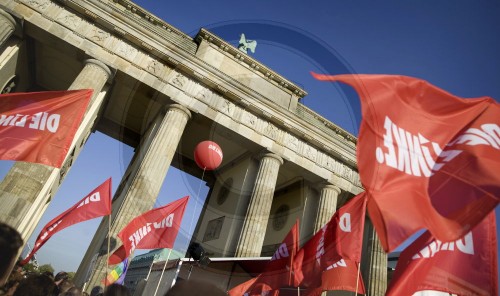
[103,258,128,285]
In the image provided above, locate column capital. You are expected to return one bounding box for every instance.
[0,9,16,31]
[257,151,284,165]
[167,103,192,120]
[320,182,341,195]
[83,59,114,82]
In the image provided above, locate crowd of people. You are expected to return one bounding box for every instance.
[0,222,134,296]
[0,222,227,296]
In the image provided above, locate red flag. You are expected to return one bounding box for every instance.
[323,192,367,265]
[109,196,189,264]
[21,178,112,265]
[228,221,299,296]
[387,212,498,296]
[307,258,365,296]
[293,193,367,289]
[313,73,500,252]
[0,90,93,167]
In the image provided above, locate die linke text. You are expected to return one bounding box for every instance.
[0,112,61,133]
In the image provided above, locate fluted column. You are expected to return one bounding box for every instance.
[0,8,16,49]
[235,152,284,257]
[77,104,191,291]
[313,183,341,233]
[361,218,387,296]
[0,59,112,242]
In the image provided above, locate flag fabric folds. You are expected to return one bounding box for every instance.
[109,196,189,265]
[103,258,129,286]
[21,178,112,265]
[293,193,367,294]
[307,258,365,296]
[313,72,500,252]
[0,89,93,167]
[387,212,498,296]
[228,220,299,296]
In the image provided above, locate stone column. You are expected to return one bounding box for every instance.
[313,183,341,233]
[235,152,283,257]
[361,218,387,296]
[76,104,191,291]
[0,8,16,48]
[0,59,112,241]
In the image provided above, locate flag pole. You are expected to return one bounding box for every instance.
[153,248,173,296]
[145,257,155,281]
[297,286,300,296]
[106,215,111,288]
[355,261,361,295]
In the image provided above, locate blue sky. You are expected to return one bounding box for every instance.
[1,0,499,282]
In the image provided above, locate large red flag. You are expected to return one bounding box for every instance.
[387,212,498,296]
[313,73,500,252]
[21,178,112,265]
[307,258,365,296]
[228,220,299,296]
[109,196,189,264]
[293,193,367,289]
[0,90,93,167]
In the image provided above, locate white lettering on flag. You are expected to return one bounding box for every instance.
[0,112,61,133]
[339,213,351,232]
[412,231,474,259]
[128,213,175,251]
[375,116,500,177]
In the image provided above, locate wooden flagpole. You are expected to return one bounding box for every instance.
[355,261,361,295]
[106,215,111,288]
[153,248,173,296]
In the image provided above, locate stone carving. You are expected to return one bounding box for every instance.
[89,27,110,43]
[23,0,51,10]
[264,122,280,141]
[56,11,81,30]
[147,58,163,76]
[242,111,257,129]
[219,99,235,117]
[285,133,299,151]
[171,73,186,88]
[116,41,138,60]
[303,144,317,162]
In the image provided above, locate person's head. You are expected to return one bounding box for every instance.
[90,285,103,296]
[60,286,82,296]
[165,280,226,296]
[13,274,56,296]
[0,223,23,286]
[58,279,75,293]
[54,271,69,284]
[103,284,131,296]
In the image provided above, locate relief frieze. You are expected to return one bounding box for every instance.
[56,10,81,30]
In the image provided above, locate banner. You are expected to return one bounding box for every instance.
[109,196,189,264]
[0,89,93,167]
[228,220,299,296]
[103,258,128,286]
[387,212,498,296]
[313,73,500,252]
[307,258,365,296]
[293,193,367,291]
[21,178,112,265]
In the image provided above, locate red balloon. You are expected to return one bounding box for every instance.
[194,141,223,170]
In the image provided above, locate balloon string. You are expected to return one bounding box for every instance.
[187,167,206,242]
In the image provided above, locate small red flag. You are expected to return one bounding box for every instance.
[387,212,498,296]
[307,258,365,296]
[228,220,299,296]
[21,178,112,265]
[293,193,367,291]
[313,73,500,252]
[0,90,93,168]
[109,196,189,265]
